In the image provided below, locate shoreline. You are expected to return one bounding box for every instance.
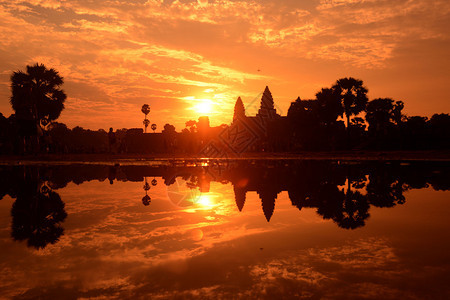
[1,150,450,165]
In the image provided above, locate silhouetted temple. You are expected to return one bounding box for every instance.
[4,69,450,156]
[232,86,282,147]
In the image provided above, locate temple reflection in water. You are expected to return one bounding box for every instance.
[1,160,448,249]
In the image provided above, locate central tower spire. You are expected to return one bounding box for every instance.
[233,96,246,122]
[257,86,279,119]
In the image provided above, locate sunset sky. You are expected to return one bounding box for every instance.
[0,0,449,131]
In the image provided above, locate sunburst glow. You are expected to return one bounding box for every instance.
[193,100,213,114]
[196,194,214,207]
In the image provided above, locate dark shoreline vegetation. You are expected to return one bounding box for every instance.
[1,63,449,156]
[1,150,450,164]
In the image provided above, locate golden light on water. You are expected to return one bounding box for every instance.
[195,194,215,208]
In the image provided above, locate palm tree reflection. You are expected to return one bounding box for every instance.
[1,160,447,251]
[335,189,369,229]
[142,177,151,206]
[139,161,441,227]
[10,169,67,249]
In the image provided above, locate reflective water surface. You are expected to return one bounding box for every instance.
[0,159,449,299]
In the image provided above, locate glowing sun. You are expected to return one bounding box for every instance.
[194,100,213,114]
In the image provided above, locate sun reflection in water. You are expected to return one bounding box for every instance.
[196,194,214,208]
[182,192,231,215]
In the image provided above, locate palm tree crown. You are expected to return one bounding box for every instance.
[141,104,150,116]
[10,63,66,123]
[332,77,368,127]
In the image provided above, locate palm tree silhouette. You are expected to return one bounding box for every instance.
[338,189,369,229]
[332,77,368,146]
[11,183,67,249]
[141,104,150,133]
[143,119,150,133]
[142,177,151,206]
[10,63,66,126]
[10,63,66,152]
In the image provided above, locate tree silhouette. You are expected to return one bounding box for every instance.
[365,98,404,148]
[429,114,450,149]
[10,64,66,153]
[366,166,406,208]
[332,77,368,145]
[11,181,67,249]
[315,88,343,126]
[366,98,403,132]
[162,124,177,152]
[142,195,151,206]
[162,123,176,134]
[392,101,405,125]
[0,113,10,153]
[337,189,369,229]
[10,63,66,126]
[141,104,150,116]
[404,116,428,149]
[314,181,369,230]
[143,119,150,132]
[185,120,198,133]
[287,97,321,149]
[141,104,150,133]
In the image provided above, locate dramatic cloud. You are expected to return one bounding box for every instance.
[0,0,448,129]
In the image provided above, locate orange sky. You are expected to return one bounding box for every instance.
[0,0,449,131]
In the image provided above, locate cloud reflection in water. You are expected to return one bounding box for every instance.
[0,160,449,298]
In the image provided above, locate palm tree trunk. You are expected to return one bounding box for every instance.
[346,114,351,149]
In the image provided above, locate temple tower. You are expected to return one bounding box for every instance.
[256,86,279,120]
[233,96,246,122]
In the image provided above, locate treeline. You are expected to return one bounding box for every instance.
[1,63,449,155]
[0,117,200,154]
[0,117,106,154]
[268,77,450,151]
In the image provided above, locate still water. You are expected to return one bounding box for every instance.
[0,159,449,299]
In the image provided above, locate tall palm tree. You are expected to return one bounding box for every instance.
[141,104,150,133]
[143,119,150,133]
[332,77,368,148]
[332,77,368,129]
[10,63,66,127]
